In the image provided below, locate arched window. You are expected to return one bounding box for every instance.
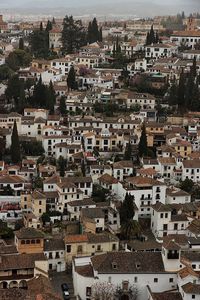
[31,240,35,244]
[26,240,30,244]
[21,240,25,245]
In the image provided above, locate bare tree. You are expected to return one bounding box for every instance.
[91,281,116,300]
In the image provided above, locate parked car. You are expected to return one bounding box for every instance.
[61,283,70,299]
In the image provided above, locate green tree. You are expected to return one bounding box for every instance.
[19,38,24,50]
[57,156,66,177]
[30,28,49,58]
[41,212,51,225]
[18,81,26,113]
[46,81,56,114]
[59,96,66,115]
[179,179,194,193]
[0,64,13,81]
[5,74,21,107]
[0,137,6,160]
[146,25,155,45]
[21,140,44,156]
[138,123,148,157]
[120,193,135,225]
[124,141,132,160]
[67,66,77,91]
[6,49,32,71]
[32,76,47,107]
[62,15,87,54]
[121,219,141,240]
[11,120,21,163]
[46,20,52,32]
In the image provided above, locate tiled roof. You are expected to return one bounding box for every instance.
[113,160,134,169]
[0,253,46,271]
[181,251,200,262]
[44,239,65,251]
[64,234,88,244]
[126,176,165,187]
[178,266,198,279]
[15,227,44,239]
[183,159,200,168]
[81,207,105,219]
[99,173,118,184]
[75,265,94,277]
[91,252,165,273]
[181,282,200,294]
[87,232,119,243]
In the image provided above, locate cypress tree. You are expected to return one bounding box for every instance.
[138,123,148,157]
[52,17,56,25]
[62,15,87,54]
[19,38,24,50]
[120,193,135,225]
[67,66,76,91]
[155,31,159,44]
[113,43,116,58]
[18,82,26,113]
[124,141,132,160]
[59,96,66,115]
[191,81,200,111]
[57,156,66,177]
[91,18,99,42]
[99,27,103,42]
[87,21,93,44]
[11,120,21,164]
[46,81,55,114]
[149,25,155,44]
[177,70,186,111]
[46,20,52,32]
[146,32,150,45]
[40,22,43,31]
[191,56,197,78]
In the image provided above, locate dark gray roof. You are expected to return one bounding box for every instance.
[44,239,65,251]
[81,208,105,219]
[91,252,165,274]
[87,232,119,244]
[15,227,44,239]
[181,251,200,262]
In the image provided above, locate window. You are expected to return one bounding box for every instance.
[86,287,91,297]
[163,224,168,231]
[97,245,101,251]
[134,277,137,283]
[154,278,158,283]
[160,213,163,218]
[122,281,129,291]
[192,296,195,299]
[66,245,71,253]
[77,245,83,253]
[169,278,173,283]
[112,243,116,251]
[49,252,53,259]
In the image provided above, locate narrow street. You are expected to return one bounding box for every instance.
[50,271,76,299]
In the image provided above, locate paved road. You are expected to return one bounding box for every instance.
[50,271,76,299]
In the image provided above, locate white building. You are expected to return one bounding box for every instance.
[73,251,178,300]
[145,43,178,60]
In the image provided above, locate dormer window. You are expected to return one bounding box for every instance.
[112,262,118,269]
[136,262,141,269]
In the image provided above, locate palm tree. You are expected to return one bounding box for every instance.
[121,219,141,240]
